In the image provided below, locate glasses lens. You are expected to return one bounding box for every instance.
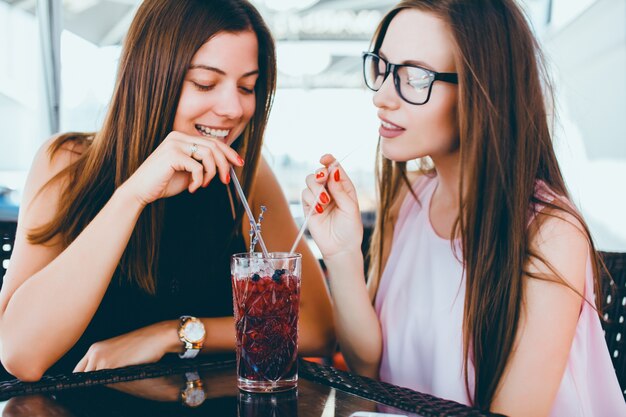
[363,54,386,90]
[397,66,432,104]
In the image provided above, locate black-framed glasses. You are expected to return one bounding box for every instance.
[362,52,458,105]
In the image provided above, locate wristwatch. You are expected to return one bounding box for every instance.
[178,316,205,359]
[180,371,206,407]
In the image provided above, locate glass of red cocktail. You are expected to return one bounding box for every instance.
[231,252,301,393]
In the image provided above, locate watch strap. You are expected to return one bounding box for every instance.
[179,347,200,359]
[185,371,201,381]
[178,315,204,359]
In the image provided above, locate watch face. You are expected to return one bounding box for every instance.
[183,387,206,407]
[184,320,205,343]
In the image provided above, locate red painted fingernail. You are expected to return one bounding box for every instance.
[320,192,329,204]
[334,170,340,182]
[225,173,231,183]
[315,203,324,214]
[237,156,245,166]
[316,171,325,179]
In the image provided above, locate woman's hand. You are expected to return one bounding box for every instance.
[120,131,244,206]
[73,322,178,373]
[302,154,363,259]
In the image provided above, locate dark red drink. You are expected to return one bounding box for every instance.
[231,253,301,392]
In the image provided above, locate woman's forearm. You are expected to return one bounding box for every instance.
[155,317,236,355]
[324,250,382,378]
[193,315,334,357]
[1,185,145,378]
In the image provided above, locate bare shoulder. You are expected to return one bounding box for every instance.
[57,134,90,157]
[31,134,88,177]
[246,156,303,252]
[245,156,289,229]
[256,156,276,181]
[251,156,283,200]
[494,206,593,416]
[0,135,90,311]
[20,135,89,228]
[526,205,590,294]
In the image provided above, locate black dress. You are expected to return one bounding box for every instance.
[48,180,246,374]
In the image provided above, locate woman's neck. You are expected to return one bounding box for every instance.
[428,151,463,240]
[432,150,462,208]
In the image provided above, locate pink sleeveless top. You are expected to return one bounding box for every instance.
[374,175,626,416]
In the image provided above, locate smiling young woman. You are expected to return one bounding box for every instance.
[0,0,334,381]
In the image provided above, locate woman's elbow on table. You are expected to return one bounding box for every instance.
[1,342,48,382]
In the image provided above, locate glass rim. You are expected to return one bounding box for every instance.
[231,252,302,260]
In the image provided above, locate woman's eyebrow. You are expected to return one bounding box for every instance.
[189,64,259,78]
[378,51,433,69]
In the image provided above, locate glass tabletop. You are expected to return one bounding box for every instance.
[0,359,501,417]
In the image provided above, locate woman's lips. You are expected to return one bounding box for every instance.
[195,124,232,143]
[379,119,405,138]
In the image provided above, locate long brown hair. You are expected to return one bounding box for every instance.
[29,0,276,294]
[366,0,602,409]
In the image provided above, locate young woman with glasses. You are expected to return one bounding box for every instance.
[303,0,625,415]
[0,0,334,381]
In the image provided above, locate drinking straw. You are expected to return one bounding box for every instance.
[229,166,270,258]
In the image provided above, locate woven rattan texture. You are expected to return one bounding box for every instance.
[299,359,504,417]
[0,358,232,401]
[600,251,626,400]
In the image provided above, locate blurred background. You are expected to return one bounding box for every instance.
[0,0,624,251]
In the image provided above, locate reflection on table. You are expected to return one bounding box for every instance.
[0,359,501,417]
